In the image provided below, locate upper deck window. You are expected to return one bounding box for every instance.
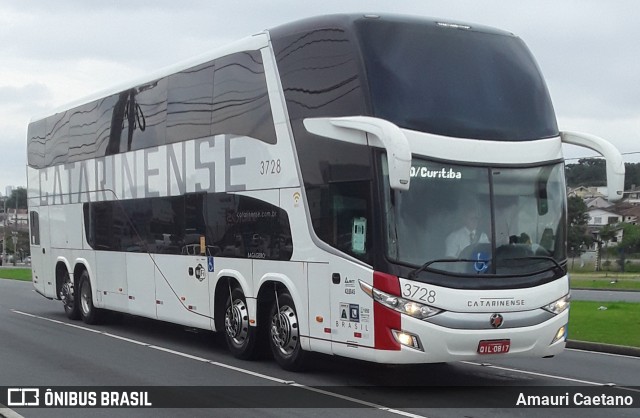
[355,19,558,141]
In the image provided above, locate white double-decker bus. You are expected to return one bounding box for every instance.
[27,14,624,370]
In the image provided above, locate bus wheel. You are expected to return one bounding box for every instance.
[60,271,80,320]
[269,291,306,371]
[224,287,257,359]
[79,271,101,325]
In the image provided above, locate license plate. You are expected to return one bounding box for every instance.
[477,339,510,354]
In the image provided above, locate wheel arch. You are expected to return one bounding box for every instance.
[54,258,73,300]
[256,273,309,350]
[72,259,96,297]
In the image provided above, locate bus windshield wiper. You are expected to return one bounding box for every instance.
[408,255,561,279]
[408,258,487,279]
[497,255,563,271]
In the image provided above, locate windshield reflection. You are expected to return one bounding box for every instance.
[383,157,566,277]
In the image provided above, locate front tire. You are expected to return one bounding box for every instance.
[224,287,258,359]
[60,270,80,320]
[79,271,101,325]
[269,291,306,371]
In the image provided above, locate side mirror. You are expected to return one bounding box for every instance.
[561,131,625,201]
[304,116,412,190]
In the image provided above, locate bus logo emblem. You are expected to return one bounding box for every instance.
[194,264,205,282]
[490,313,504,328]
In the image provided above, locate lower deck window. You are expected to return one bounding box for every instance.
[84,193,292,261]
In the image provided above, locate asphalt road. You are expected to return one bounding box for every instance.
[0,278,638,418]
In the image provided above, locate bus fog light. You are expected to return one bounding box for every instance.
[551,324,567,344]
[392,330,423,351]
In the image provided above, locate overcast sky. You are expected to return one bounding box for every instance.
[1,0,639,195]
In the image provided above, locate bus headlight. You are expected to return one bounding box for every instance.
[542,294,570,315]
[359,280,441,319]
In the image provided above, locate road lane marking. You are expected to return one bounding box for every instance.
[566,347,640,360]
[10,310,428,418]
[461,360,640,396]
[208,361,292,384]
[0,404,26,418]
[148,345,212,363]
[460,360,604,385]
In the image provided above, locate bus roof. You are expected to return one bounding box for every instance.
[269,13,514,42]
[30,13,513,124]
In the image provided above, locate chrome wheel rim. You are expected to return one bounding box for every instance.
[80,282,91,315]
[271,305,299,356]
[225,298,249,346]
[60,278,74,309]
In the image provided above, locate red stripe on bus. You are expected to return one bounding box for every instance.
[373,271,401,351]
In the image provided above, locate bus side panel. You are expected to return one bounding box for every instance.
[49,204,83,250]
[126,253,157,319]
[329,259,375,357]
[155,254,211,329]
[95,251,128,311]
[306,261,332,355]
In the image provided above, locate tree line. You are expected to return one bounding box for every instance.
[566,159,640,269]
[3,187,27,209]
[565,158,640,189]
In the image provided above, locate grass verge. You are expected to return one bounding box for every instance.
[570,277,640,291]
[569,301,640,348]
[0,268,32,281]
[569,272,640,290]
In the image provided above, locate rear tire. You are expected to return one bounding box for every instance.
[60,270,80,320]
[224,287,258,359]
[79,271,101,325]
[269,291,306,371]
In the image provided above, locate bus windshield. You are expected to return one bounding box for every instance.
[383,157,567,278]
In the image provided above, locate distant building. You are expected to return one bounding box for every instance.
[584,196,612,209]
[623,185,640,205]
[587,208,621,226]
[568,186,605,199]
[616,205,640,225]
[5,208,28,227]
[5,186,13,198]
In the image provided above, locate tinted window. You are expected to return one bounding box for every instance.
[167,62,215,143]
[68,102,98,163]
[272,26,366,121]
[272,23,372,259]
[95,94,119,156]
[29,211,40,245]
[29,51,274,168]
[204,194,292,260]
[27,119,46,168]
[45,111,70,166]
[307,180,372,262]
[212,51,276,144]
[355,19,558,140]
[84,193,292,260]
[84,200,129,251]
[105,78,168,155]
